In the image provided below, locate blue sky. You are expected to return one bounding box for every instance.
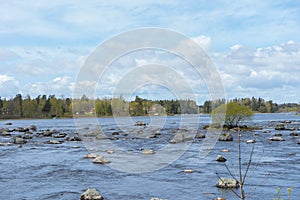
[0,0,300,104]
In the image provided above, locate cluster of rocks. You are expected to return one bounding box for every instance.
[84,153,111,165]
[0,123,82,146]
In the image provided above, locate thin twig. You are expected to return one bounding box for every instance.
[242,142,255,184]
[224,162,238,180]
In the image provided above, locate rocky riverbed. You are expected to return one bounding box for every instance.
[0,114,299,199]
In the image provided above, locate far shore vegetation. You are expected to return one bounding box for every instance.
[0,94,299,119]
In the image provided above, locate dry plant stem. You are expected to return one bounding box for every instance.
[238,128,245,200]
[243,142,255,185]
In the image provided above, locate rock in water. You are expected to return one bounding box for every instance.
[28,125,37,131]
[246,139,256,144]
[219,133,233,141]
[80,188,104,200]
[275,123,285,130]
[183,169,194,173]
[269,136,285,141]
[216,177,239,188]
[141,149,156,155]
[93,156,111,164]
[134,121,147,126]
[216,155,227,162]
[47,140,63,144]
[13,137,27,144]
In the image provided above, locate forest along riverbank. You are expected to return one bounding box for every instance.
[0,114,299,200]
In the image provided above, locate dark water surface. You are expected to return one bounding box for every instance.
[0,113,299,200]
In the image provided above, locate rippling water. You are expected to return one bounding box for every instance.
[0,113,299,200]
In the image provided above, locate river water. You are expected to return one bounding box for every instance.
[0,113,299,200]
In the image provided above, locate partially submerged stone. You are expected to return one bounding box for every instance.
[269,136,285,141]
[216,155,227,162]
[80,188,104,200]
[216,177,239,188]
[141,149,156,155]
[246,139,256,144]
[183,169,194,173]
[135,121,147,126]
[275,123,285,130]
[219,133,233,141]
[93,156,111,164]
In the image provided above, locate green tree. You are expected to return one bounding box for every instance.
[212,101,253,128]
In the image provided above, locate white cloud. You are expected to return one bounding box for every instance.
[192,35,211,51]
[215,41,300,102]
[0,74,20,98]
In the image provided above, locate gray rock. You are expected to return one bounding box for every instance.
[275,123,285,130]
[53,133,67,138]
[269,136,285,141]
[28,125,37,131]
[216,155,227,162]
[43,131,54,137]
[170,133,193,144]
[0,131,11,137]
[84,154,100,159]
[112,132,119,135]
[141,149,156,155]
[74,132,82,141]
[216,177,239,188]
[4,122,12,125]
[262,130,271,133]
[80,188,104,200]
[290,132,299,137]
[246,139,256,144]
[47,140,63,144]
[297,140,300,145]
[219,133,233,141]
[15,127,29,132]
[183,169,194,173]
[195,133,206,139]
[23,133,33,139]
[274,133,282,136]
[93,156,111,164]
[135,121,147,126]
[13,137,27,144]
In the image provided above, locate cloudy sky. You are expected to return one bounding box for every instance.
[0,0,299,104]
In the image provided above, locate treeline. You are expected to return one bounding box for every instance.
[0,94,199,119]
[200,97,300,113]
[1,94,299,119]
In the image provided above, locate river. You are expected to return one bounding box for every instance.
[0,113,299,200]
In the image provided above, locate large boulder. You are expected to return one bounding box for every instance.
[80,188,104,200]
[216,177,239,188]
[219,133,233,141]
